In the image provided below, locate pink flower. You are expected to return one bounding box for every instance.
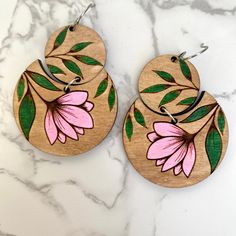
[147,122,196,177]
[45,91,94,145]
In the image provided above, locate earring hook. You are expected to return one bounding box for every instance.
[71,2,96,31]
[178,43,209,61]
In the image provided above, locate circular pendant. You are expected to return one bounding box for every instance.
[13,23,117,157]
[139,55,200,115]
[45,24,106,84]
[123,93,228,187]
[13,60,117,156]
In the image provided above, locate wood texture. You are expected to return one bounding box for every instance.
[139,55,200,115]
[45,24,106,84]
[123,92,228,188]
[13,60,117,157]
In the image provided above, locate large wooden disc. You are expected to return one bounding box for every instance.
[13,60,117,157]
[45,24,106,84]
[123,93,228,188]
[139,55,200,115]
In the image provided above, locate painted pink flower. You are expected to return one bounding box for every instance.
[45,91,94,145]
[147,122,196,177]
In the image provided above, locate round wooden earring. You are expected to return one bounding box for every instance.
[123,54,229,188]
[13,23,117,157]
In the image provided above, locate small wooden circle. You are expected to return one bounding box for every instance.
[139,55,200,115]
[123,93,228,188]
[45,24,106,84]
[13,60,117,157]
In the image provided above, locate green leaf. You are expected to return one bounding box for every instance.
[108,85,116,111]
[141,84,170,93]
[180,59,191,81]
[27,71,60,91]
[19,90,36,140]
[94,78,108,97]
[62,59,83,77]
[54,27,68,50]
[206,126,222,173]
[70,42,93,52]
[159,90,181,106]
[177,96,196,106]
[76,55,103,66]
[153,70,175,83]
[217,108,225,134]
[125,114,133,141]
[17,76,25,101]
[181,104,216,123]
[47,64,65,75]
[134,108,146,128]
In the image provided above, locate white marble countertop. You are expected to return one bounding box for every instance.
[0,0,236,235]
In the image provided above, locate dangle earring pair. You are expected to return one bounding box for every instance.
[13,4,228,188]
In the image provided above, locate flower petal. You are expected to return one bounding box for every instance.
[54,111,78,140]
[174,164,182,176]
[83,101,94,112]
[154,122,185,137]
[156,159,166,166]
[74,127,84,135]
[57,91,88,106]
[58,105,93,129]
[147,132,159,142]
[58,132,66,144]
[162,144,188,172]
[45,109,58,145]
[147,137,184,160]
[182,142,196,177]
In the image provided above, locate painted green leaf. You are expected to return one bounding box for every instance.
[70,42,93,52]
[141,84,170,93]
[48,64,65,75]
[54,27,68,50]
[76,55,103,66]
[27,71,60,91]
[206,126,222,173]
[134,108,146,128]
[108,85,116,111]
[153,70,175,83]
[62,59,83,77]
[17,76,25,101]
[181,104,216,123]
[19,90,36,140]
[177,96,196,106]
[159,90,181,106]
[180,59,191,81]
[94,78,108,97]
[125,114,133,141]
[217,108,225,134]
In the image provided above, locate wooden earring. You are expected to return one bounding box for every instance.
[123,45,229,188]
[13,4,117,157]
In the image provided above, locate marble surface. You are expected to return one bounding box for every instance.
[0,0,236,235]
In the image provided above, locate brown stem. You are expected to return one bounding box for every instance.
[46,52,76,59]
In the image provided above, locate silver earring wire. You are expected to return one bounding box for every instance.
[178,43,208,61]
[71,2,96,31]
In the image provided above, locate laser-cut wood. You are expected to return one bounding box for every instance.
[13,60,117,156]
[139,55,200,115]
[123,92,228,188]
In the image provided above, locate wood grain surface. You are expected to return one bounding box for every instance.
[123,92,228,188]
[139,55,200,115]
[13,60,117,157]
